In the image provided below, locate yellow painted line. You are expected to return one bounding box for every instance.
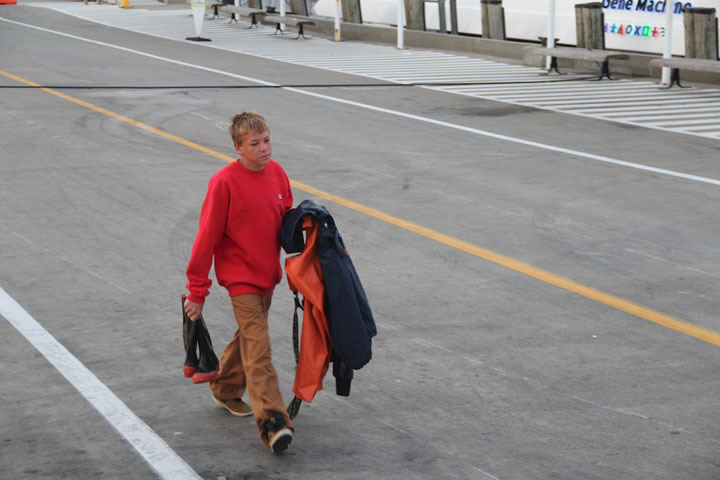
[0,70,232,164]
[4,69,719,347]
[290,180,720,347]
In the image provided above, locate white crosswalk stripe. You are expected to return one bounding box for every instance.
[24,3,720,140]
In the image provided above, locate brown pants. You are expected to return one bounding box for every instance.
[210,293,294,444]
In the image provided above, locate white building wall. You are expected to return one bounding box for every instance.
[312,0,720,55]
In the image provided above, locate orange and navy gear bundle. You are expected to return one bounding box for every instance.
[281,200,376,415]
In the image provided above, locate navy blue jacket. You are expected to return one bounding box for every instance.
[281,200,376,395]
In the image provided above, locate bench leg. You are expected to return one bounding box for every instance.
[595,60,615,81]
[294,24,308,39]
[208,5,219,20]
[273,23,283,34]
[660,68,688,89]
[248,15,261,29]
[228,13,238,24]
[540,56,565,76]
[589,60,618,81]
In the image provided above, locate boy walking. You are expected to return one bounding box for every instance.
[183,111,294,453]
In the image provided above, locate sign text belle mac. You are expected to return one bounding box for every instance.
[603,0,694,13]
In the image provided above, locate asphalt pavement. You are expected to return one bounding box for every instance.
[1,3,719,480]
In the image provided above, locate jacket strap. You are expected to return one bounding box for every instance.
[287,292,305,419]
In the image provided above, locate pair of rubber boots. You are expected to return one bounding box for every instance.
[182,295,219,383]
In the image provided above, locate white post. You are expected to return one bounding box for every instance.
[234,0,239,7]
[546,0,556,70]
[335,0,341,41]
[661,0,674,84]
[280,0,286,31]
[397,0,404,49]
[191,0,206,38]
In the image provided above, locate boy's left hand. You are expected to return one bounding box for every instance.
[184,298,203,322]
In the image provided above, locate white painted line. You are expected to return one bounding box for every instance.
[0,16,276,86]
[571,104,720,114]
[285,87,720,186]
[455,82,655,93]
[20,4,720,140]
[0,286,201,480]
[605,110,720,120]
[543,95,720,108]
[3,16,720,188]
[650,118,720,127]
[676,125,720,132]
[388,74,544,80]
[486,88,711,101]
[474,87,655,98]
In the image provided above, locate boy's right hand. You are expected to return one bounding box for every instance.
[184,298,203,321]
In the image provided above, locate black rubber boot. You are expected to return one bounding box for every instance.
[192,315,219,384]
[182,295,199,378]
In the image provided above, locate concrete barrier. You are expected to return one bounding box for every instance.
[289,14,720,85]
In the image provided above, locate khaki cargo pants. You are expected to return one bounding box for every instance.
[210,293,294,445]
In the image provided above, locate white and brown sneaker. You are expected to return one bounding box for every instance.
[212,395,253,417]
[263,413,293,453]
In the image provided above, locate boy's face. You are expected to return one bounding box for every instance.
[235,129,271,171]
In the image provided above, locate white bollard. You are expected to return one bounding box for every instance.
[546,0,556,70]
[335,0,341,41]
[661,1,674,85]
[280,0,286,32]
[397,0,404,49]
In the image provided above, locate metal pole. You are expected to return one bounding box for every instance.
[438,0,447,33]
[546,0,556,70]
[397,0,404,49]
[449,0,458,35]
[280,0,286,32]
[661,0,674,84]
[335,0,341,41]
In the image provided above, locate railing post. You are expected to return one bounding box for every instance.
[288,0,308,16]
[341,0,362,24]
[684,7,718,60]
[480,0,505,40]
[575,2,604,50]
[280,0,286,32]
[546,0,556,70]
[397,0,405,48]
[437,0,447,33]
[334,0,341,41]
[661,0,674,84]
[403,0,425,31]
[449,0,458,34]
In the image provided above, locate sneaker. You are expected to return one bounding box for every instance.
[263,413,293,453]
[212,395,253,417]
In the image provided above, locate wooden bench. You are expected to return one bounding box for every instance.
[262,15,315,39]
[649,57,720,88]
[208,4,266,28]
[528,46,630,80]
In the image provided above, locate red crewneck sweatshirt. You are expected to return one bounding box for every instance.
[186,160,293,303]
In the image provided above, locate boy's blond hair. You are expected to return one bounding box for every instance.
[229,111,269,146]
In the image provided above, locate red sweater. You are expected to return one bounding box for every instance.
[186,160,293,303]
